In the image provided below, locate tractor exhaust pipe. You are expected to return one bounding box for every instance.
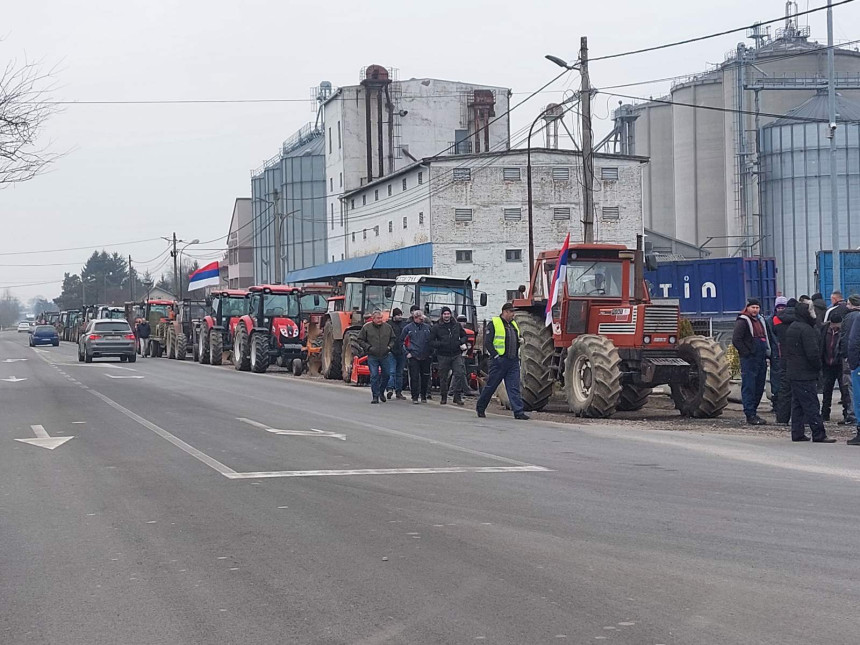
[634,233,645,304]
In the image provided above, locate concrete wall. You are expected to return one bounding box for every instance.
[227,198,254,289]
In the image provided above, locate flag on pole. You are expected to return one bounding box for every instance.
[545,233,570,326]
[188,261,220,291]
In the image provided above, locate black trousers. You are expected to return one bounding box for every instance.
[790,380,827,441]
[775,357,793,424]
[408,357,431,401]
[821,363,851,420]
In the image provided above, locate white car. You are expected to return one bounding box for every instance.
[17,321,31,333]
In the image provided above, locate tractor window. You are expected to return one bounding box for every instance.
[417,285,475,324]
[300,294,328,314]
[364,285,394,314]
[391,284,416,315]
[187,304,208,320]
[264,294,299,318]
[222,297,247,317]
[566,261,625,297]
[345,284,363,311]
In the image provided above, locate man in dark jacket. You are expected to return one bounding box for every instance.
[430,306,468,405]
[820,313,852,423]
[732,298,772,425]
[772,298,798,423]
[476,303,528,420]
[401,309,433,403]
[811,293,828,326]
[846,305,860,445]
[785,302,835,442]
[357,310,395,404]
[838,295,860,425]
[385,308,407,400]
[824,290,849,323]
[136,319,151,358]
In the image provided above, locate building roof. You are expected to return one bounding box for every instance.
[769,91,860,126]
[286,243,433,283]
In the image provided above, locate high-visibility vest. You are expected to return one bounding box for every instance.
[491,317,520,357]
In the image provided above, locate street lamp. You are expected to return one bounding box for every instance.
[178,239,200,300]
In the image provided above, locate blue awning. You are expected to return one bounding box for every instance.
[286,243,433,283]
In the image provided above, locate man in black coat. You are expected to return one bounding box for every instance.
[784,302,835,442]
[820,313,852,423]
[771,298,797,423]
[430,306,468,405]
[732,298,772,425]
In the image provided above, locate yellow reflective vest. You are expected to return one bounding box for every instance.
[491,316,520,357]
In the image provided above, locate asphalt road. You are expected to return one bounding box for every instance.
[3,330,860,645]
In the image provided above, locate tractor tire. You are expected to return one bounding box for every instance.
[250,332,270,373]
[321,322,343,380]
[563,334,622,418]
[209,330,222,365]
[617,384,652,412]
[192,330,200,362]
[167,328,176,359]
[233,325,251,371]
[670,336,730,418]
[199,328,211,364]
[515,311,555,411]
[174,333,187,361]
[342,330,359,384]
[293,358,304,376]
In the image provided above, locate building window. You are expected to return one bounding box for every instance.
[455,208,473,222]
[503,167,521,181]
[330,178,333,192]
[388,220,393,233]
[602,206,620,220]
[340,202,344,227]
[337,121,342,149]
[341,253,344,260]
[351,232,355,242]
[402,178,407,191]
[505,249,522,262]
[601,167,619,181]
[374,225,379,237]
[375,189,379,201]
[403,216,408,229]
[453,168,471,181]
[419,211,424,225]
[418,171,423,185]
[362,194,367,206]
[330,204,334,229]
[332,255,335,263]
[339,172,343,187]
[387,184,392,196]
[328,127,332,154]
[553,207,571,220]
[455,250,473,263]
[363,229,367,240]
[504,208,522,221]
[552,167,570,181]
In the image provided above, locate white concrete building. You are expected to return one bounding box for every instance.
[226,198,254,289]
[289,148,646,314]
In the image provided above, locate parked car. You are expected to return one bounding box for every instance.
[29,325,60,347]
[78,319,137,363]
[17,321,31,333]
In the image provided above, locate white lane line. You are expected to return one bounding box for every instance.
[225,466,550,479]
[104,374,145,379]
[237,417,346,440]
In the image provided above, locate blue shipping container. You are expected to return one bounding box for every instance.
[816,251,860,297]
[645,257,777,318]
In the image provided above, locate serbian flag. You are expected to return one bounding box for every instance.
[188,261,220,291]
[545,233,570,326]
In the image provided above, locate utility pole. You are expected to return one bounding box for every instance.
[827,0,841,293]
[129,255,134,302]
[171,232,179,299]
[580,36,595,243]
[272,191,282,284]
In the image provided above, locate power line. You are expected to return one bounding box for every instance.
[0,237,163,257]
[590,0,856,63]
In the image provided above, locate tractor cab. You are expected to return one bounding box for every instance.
[194,289,248,365]
[230,285,305,374]
[97,306,126,320]
[343,277,395,325]
[143,300,175,327]
[246,285,302,337]
[391,275,486,326]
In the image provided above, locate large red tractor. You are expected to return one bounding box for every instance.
[194,289,248,365]
[509,238,730,418]
[164,299,208,360]
[231,285,304,374]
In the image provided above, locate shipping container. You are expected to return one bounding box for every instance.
[645,257,777,319]
[815,251,860,298]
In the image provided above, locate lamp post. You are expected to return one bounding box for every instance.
[178,239,200,300]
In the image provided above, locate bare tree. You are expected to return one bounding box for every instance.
[0,58,58,186]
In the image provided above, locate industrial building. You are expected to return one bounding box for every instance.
[224,198,254,289]
[618,2,860,295]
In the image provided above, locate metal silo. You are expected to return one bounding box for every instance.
[760,92,860,296]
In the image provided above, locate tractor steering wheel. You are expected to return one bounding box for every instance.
[268,307,285,316]
[586,288,606,296]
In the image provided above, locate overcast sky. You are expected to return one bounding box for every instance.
[2,0,857,306]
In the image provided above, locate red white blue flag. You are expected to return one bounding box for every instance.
[188,261,220,291]
[545,233,570,327]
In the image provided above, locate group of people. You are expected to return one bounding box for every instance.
[733,291,860,444]
[357,302,529,420]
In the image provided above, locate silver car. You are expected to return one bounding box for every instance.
[78,319,137,363]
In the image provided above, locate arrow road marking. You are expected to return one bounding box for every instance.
[237,417,346,441]
[1,376,27,383]
[15,424,74,450]
[104,374,144,379]
[3,358,27,363]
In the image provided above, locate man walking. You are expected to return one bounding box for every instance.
[357,309,394,404]
[839,294,860,426]
[136,318,151,358]
[385,308,407,400]
[847,302,860,445]
[820,313,852,423]
[431,306,468,405]
[476,303,529,420]
[732,298,772,425]
[401,309,432,404]
[785,302,835,442]
[771,297,797,424]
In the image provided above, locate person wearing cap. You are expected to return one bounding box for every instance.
[772,297,798,424]
[767,296,789,412]
[820,313,852,423]
[430,305,468,405]
[732,298,772,425]
[401,309,433,403]
[476,303,528,420]
[785,302,835,442]
[384,308,408,400]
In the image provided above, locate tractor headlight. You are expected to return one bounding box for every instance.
[643,335,651,344]
[669,335,677,344]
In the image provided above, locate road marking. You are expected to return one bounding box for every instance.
[3,358,27,363]
[104,374,145,379]
[225,465,550,479]
[1,376,27,383]
[15,424,74,450]
[237,417,346,441]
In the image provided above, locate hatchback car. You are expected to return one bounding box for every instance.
[29,325,60,347]
[78,319,137,363]
[17,321,31,333]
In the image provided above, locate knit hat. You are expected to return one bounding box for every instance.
[831,313,844,324]
[747,298,761,307]
[812,293,823,301]
[849,294,860,307]
[775,296,788,308]
[787,298,798,307]
[440,306,452,315]
[392,308,403,316]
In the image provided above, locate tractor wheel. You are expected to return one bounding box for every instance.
[167,328,176,359]
[292,358,304,376]
[617,384,652,412]
[233,325,251,371]
[175,333,187,361]
[342,330,359,384]
[192,330,200,362]
[321,322,343,380]
[563,334,622,418]
[250,332,270,373]
[670,336,730,418]
[209,330,222,365]
[515,311,555,411]
[198,328,210,364]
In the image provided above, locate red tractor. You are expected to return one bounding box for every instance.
[164,299,208,361]
[194,289,248,365]
[509,238,730,418]
[231,285,304,374]
[297,284,335,375]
